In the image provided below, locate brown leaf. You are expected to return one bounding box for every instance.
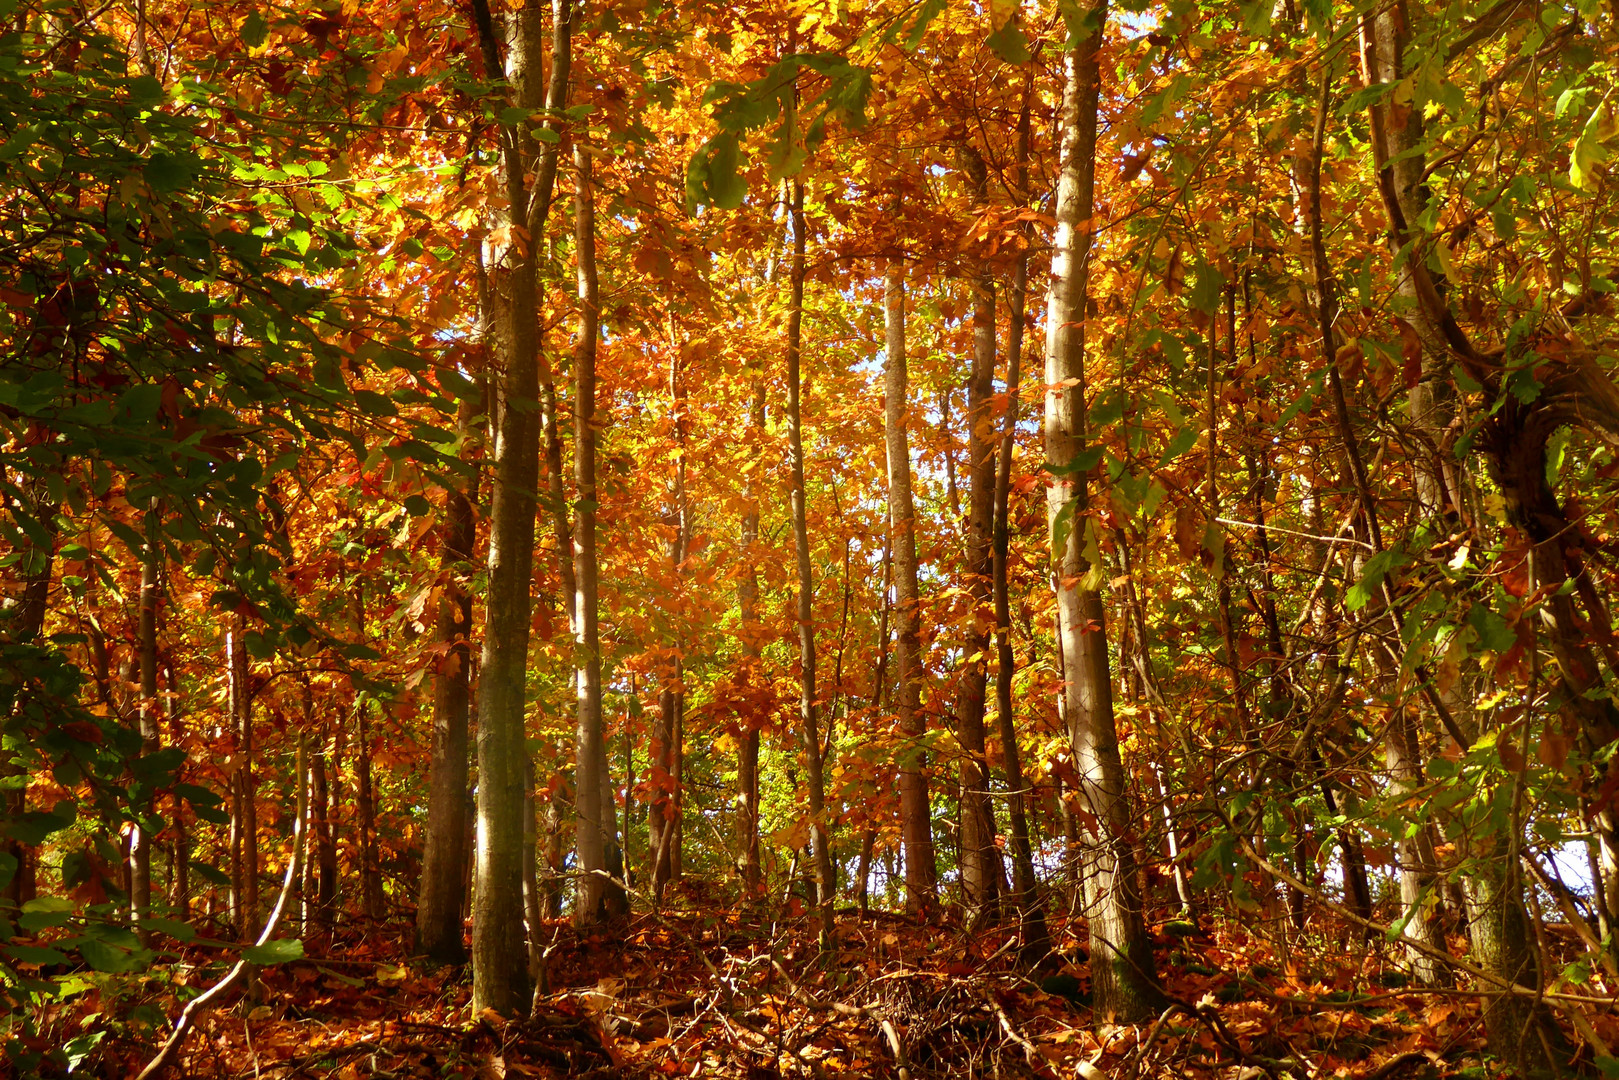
[1397,319,1423,388]
[1174,503,1202,561]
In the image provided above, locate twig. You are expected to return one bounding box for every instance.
[985,991,1039,1066]
[770,957,910,1078]
[1361,1049,1436,1080]
[138,737,308,1080]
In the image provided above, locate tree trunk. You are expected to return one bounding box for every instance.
[572,137,627,925]
[130,502,161,945]
[1043,2,1164,1022]
[786,176,836,948]
[993,83,1046,961]
[1300,72,1446,987]
[651,357,689,897]
[523,755,546,991]
[309,732,336,946]
[2,499,53,911]
[415,384,478,962]
[469,0,570,1014]
[167,659,189,921]
[737,379,766,896]
[883,254,939,921]
[229,618,259,940]
[356,699,383,922]
[955,146,1004,925]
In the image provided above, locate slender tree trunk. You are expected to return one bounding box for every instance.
[356,700,383,922]
[130,502,161,944]
[737,380,766,895]
[229,619,259,940]
[651,355,689,896]
[167,659,189,920]
[1043,2,1163,1021]
[309,734,336,945]
[955,146,1004,924]
[415,384,478,962]
[1300,73,1445,987]
[939,386,961,521]
[883,254,939,921]
[785,176,835,947]
[522,755,546,991]
[993,83,1046,961]
[2,499,53,910]
[469,0,570,1014]
[571,137,627,925]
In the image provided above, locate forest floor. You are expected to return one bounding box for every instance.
[54,893,1601,1079]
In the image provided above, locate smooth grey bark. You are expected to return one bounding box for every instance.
[785,177,836,947]
[571,138,627,925]
[1043,2,1164,1022]
[469,0,570,1014]
[883,256,938,920]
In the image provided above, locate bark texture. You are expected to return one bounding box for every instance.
[469,0,569,1013]
[415,387,478,963]
[786,177,835,946]
[1042,3,1163,1022]
[883,257,938,920]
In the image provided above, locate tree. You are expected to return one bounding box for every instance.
[1042,0,1163,1022]
[883,255,939,921]
[571,134,627,925]
[786,176,836,947]
[955,145,1005,923]
[468,0,570,1014]
[414,383,480,963]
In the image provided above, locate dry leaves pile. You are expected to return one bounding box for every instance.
[49,904,1599,1079]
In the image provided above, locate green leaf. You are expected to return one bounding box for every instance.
[62,1030,105,1071]
[129,75,165,108]
[190,860,230,886]
[703,132,748,210]
[242,938,304,965]
[1159,422,1201,464]
[1188,259,1225,315]
[986,18,1031,64]
[3,943,68,965]
[1571,92,1615,193]
[146,152,198,194]
[242,11,268,48]
[1239,0,1272,37]
[79,936,144,974]
[1051,496,1080,559]
[1046,446,1103,478]
[1467,603,1517,653]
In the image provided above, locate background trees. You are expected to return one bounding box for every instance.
[8,0,1619,1073]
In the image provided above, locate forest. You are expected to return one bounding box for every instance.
[4,0,1619,1074]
